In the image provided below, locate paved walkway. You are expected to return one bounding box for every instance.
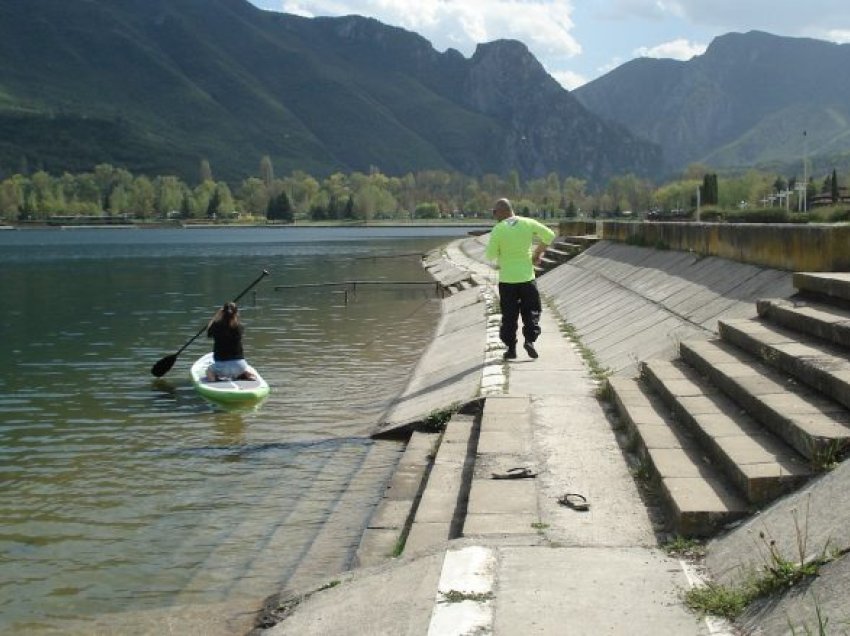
[433,241,720,635]
[265,239,727,635]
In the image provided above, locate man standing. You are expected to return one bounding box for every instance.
[485,198,556,359]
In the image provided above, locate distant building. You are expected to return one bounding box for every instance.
[809,186,850,208]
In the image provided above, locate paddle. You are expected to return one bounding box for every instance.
[150,269,270,377]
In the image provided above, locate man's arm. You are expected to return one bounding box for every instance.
[531,220,555,265]
[532,242,548,265]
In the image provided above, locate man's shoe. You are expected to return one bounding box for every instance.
[523,341,539,359]
[503,347,517,360]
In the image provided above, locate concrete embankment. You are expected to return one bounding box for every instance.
[257,233,850,635]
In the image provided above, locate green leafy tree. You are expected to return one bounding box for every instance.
[108,184,130,214]
[414,202,439,219]
[29,171,56,218]
[0,175,25,221]
[193,181,216,218]
[180,192,193,219]
[154,176,184,217]
[238,177,270,217]
[309,191,329,220]
[130,175,156,218]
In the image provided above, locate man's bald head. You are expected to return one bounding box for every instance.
[492,198,515,221]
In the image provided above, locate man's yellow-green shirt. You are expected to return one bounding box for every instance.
[485,216,555,283]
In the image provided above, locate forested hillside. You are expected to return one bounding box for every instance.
[0,0,661,184]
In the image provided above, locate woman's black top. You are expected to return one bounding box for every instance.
[207,322,244,361]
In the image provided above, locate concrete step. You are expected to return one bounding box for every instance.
[757,296,850,350]
[607,376,748,537]
[539,255,562,270]
[463,396,540,538]
[793,272,850,303]
[552,238,582,252]
[404,413,478,555]
[641,359,811,504]
[680,338,850,464]
[543,246,577,263]
[355,431,438,567]
[562,234,600,248]
[424,260,470,289]
[721,317,850,412]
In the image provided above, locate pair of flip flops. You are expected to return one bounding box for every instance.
[557,493,590,511]
[491,467,537,479]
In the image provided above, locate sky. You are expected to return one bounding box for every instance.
[246,0,850,90]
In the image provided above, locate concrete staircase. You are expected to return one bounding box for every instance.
[356,396,540,564]
[609,272,850,537]
[536,237,585,275]
[535,235,601,276]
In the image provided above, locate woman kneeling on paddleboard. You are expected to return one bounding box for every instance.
[206,302,256,381]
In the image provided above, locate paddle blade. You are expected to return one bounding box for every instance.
[151,353,178,377]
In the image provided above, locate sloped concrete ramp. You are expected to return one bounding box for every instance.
[536,242,795,377]
[705,459,850,634]
[373,287,487,437]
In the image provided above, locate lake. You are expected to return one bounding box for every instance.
[0,225,485,634]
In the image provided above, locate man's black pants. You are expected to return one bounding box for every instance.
[498,280,542,347]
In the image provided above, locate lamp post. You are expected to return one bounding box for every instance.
[802,130,808,212]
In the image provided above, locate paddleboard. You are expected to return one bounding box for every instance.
[190,352,270,404]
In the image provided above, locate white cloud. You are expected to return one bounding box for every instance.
[824,29,850,44]
[660,0,850,39]
[281,1,582,58]
[599,0,684,21]
[634,37,706,60]
[550,69,588,90]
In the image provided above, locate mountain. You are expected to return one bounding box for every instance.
[574,31,850,174]
[0,0,662,184]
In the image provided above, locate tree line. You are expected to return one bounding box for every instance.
[0,156,846,224]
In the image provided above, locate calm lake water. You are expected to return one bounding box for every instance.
[0,225,484,634]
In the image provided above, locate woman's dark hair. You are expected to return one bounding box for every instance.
[210,302,240,330]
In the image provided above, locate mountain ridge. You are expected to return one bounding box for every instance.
[0,0,662,183]
[574,30,850,174]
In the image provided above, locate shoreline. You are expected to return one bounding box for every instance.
[4,220,494,231]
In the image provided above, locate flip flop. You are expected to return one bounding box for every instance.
[491,467,537,479]
[557,493,590,511]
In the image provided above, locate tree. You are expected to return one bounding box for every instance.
[260,155,274,189]
[199,159,213,184]
[180,192,193,219]
[239,177,270,217]
[343,194,354,220]
[130,175,156,218]
[108,184,130,214]
[206,187,221,218]
[701,173,718,205]
[414,202,439,219]
[154,176,184,217]
[266,190,293,222]
[0,175,25,221]
[831,168,840,203]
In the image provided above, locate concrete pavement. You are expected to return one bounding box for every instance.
[259,239,719,635]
